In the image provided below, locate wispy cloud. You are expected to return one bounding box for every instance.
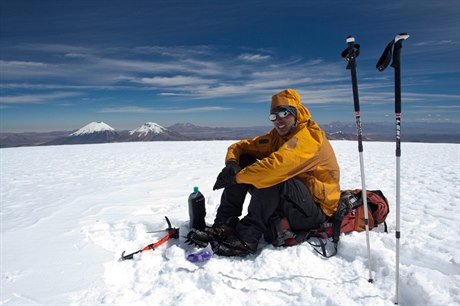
[1,43,458,116]
[99,106,231,113]
[404,92,460,100]
[413,40,460,47]
[0,60,47,68]
[137,75,214,86]
[133,45,214,58]
[238,53,271,62]
[98,106,155,113]
[0,91,84,104]
[0,83,127,91]
[0,44,350,103]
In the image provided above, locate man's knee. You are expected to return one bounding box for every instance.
[239,154,257,168]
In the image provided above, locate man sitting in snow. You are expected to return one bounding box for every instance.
[188,88,341,256]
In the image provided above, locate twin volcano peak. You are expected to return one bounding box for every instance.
[129,122,166,136]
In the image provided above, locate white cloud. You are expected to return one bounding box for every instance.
[0,44,343,100]
[139,75,213,86]
[3,43,456,112]
[238,53,271,62]
[0,92,84,104]
[99,106,155,113]
[0,60,47,68]
[413,40,460,47]
[99,106,231,113]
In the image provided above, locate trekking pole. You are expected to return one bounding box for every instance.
[376,32,410,305]
[341,36,373,283]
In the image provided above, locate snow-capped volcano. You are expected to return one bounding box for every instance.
[128,122,187,141]
[129,122,166,137]
[46,122,120,145]
[70,122,115,136]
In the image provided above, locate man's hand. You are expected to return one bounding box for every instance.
[213,161,241,190]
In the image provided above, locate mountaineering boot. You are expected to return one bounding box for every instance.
[185,229,213,248]
[186,224,234,248]
[213,234,257,257]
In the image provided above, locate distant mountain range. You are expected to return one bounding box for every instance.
[0,121,458,148]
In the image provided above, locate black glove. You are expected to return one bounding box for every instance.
[213,161,241,190]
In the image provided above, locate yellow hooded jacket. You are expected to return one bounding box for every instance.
[226,89,341,217]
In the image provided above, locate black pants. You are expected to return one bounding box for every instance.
[214,178,326,244]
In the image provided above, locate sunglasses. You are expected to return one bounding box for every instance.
[269,109,292,121]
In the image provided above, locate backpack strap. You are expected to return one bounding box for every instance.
[305,231,338,258]
[306,190,360,258]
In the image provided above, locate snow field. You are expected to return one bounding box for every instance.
[1,140,459,305]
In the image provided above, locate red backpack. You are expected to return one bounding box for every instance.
[339,189,390,234]
[306,189,390,258]
[265,189,390,258]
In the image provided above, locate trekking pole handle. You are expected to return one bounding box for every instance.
[342,36,361,113]
[346,36,355,49]
[394,33,410,43]
[391,33,409,70]
[391,33,409,114]
[342,36,360,63]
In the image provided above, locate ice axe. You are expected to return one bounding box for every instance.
[119,216,179,261]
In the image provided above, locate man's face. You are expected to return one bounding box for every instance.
[272,113,296,136]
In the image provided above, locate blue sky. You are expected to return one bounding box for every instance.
[1,0,459,132]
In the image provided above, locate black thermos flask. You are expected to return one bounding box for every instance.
[188,186,206,230]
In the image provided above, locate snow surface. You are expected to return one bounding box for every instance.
[1,140,459,306]
[70,122,115,136]
[129,122,166,137]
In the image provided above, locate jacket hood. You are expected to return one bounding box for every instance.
[271,89,311,124]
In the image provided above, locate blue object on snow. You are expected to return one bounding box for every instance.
[186,246,213,263]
